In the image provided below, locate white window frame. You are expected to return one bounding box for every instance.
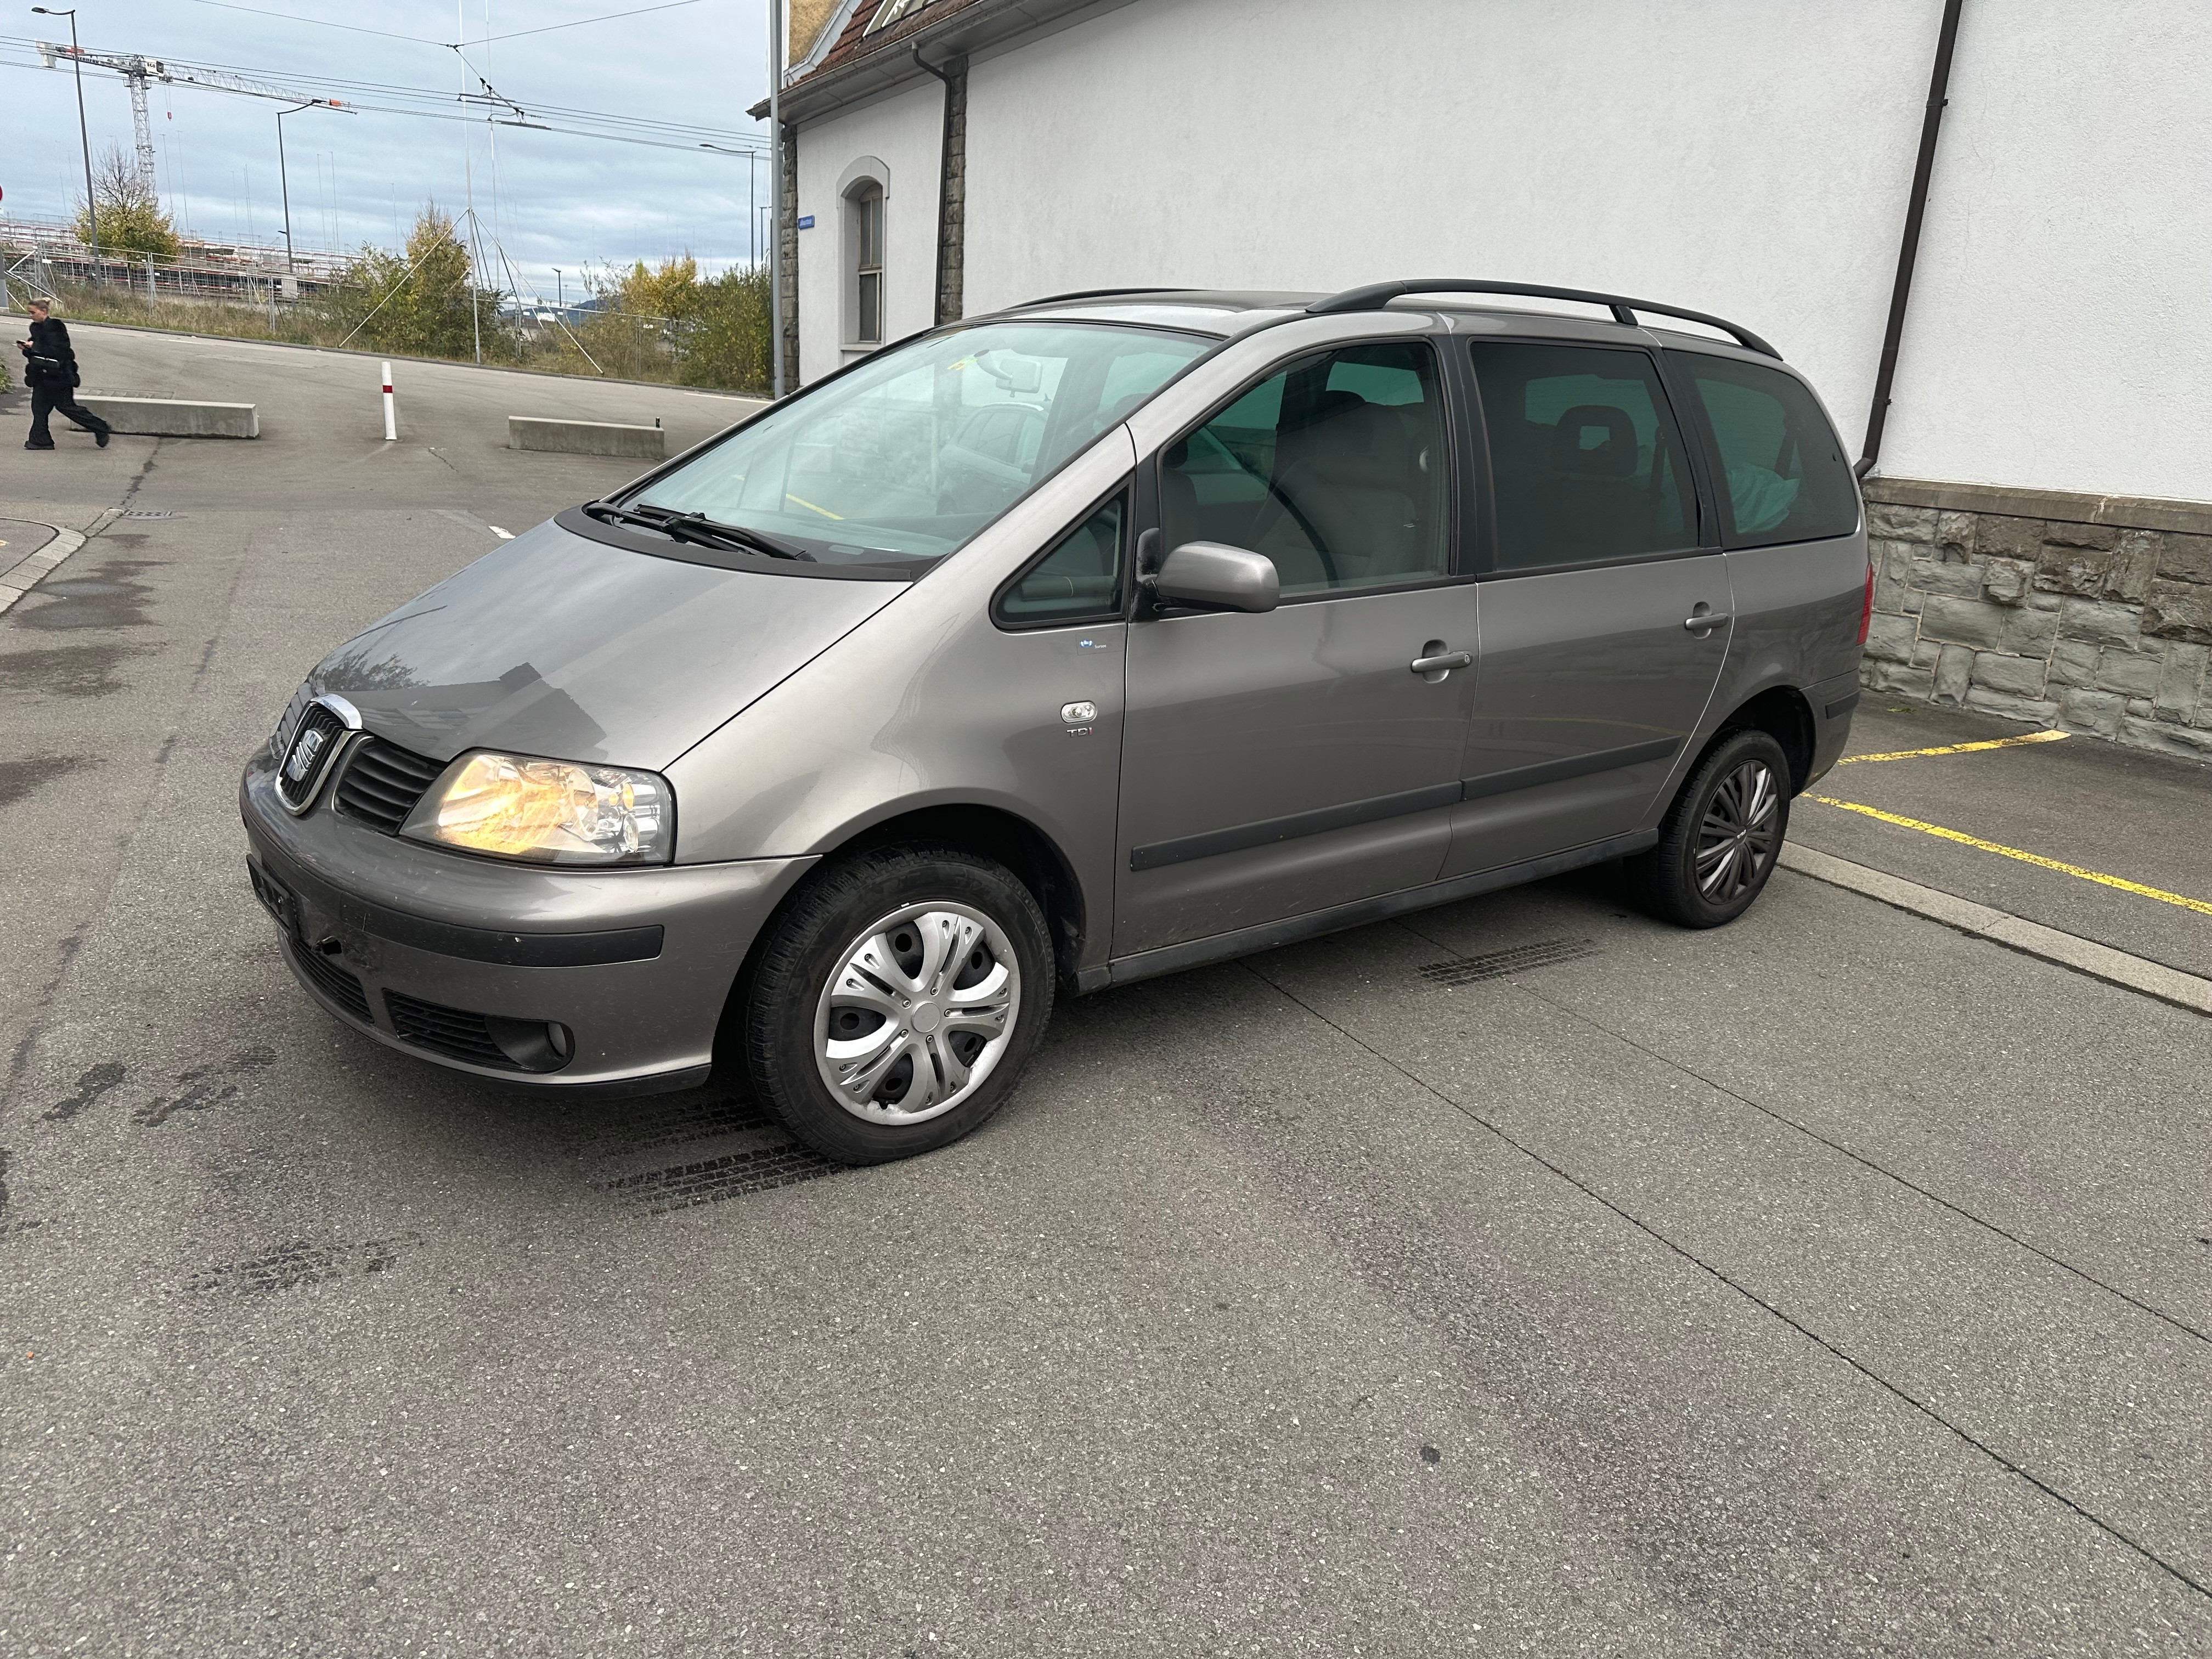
[837,155,890,353]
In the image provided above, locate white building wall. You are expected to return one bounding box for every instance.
[963,0,1930,468]
[939,0,2209,505]
[1876,0,2212,500]
[794,82,943,381]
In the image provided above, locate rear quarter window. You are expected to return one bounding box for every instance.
[1678,354,1859,548]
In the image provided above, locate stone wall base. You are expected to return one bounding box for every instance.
[1859,478,2212,764]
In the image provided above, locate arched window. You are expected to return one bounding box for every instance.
[849,180,884,347]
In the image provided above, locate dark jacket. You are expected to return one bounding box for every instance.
[20,317,80,390]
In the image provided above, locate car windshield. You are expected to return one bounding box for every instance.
[624,321,1211,567]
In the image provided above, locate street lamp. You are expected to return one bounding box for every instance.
[552,267,563,315]
[274,99,320,275]
[31,7,99,279]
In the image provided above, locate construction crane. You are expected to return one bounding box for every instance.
[35,42,168,193]
[35,41,346,195]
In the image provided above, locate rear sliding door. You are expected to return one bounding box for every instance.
[1443,338,1731,877]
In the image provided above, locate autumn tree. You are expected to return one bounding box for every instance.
[74,145,179,259]
[315,204,509,358]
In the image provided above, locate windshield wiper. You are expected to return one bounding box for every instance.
[660,510,811,561]
[582,500,811,561]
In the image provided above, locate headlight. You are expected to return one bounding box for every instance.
[401,751,674,865]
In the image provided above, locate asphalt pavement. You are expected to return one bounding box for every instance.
[2,323,2208,1657]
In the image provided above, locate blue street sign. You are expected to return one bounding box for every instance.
[797,215,815,229]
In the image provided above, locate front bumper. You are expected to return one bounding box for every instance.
[241,752,816,1092]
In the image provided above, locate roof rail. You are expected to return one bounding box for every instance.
[1308,279,1780,359]
[1015,286,1199,308]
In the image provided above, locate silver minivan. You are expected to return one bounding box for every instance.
[242,280,1870,1163]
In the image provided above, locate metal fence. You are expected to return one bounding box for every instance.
[1,215,351,309]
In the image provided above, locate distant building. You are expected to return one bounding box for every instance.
[762,0,2212,752]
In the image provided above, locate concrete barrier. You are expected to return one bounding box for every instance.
[509,415,665,460]
[78,396,259,438]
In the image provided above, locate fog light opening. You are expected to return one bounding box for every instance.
[482,1014,574,1074]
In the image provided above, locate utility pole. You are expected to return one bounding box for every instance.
[553,267,563,314]
[768,0,786,398]
[458,2,482,365]
[31,9,101,279]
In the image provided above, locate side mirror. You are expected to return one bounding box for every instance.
[1153,541,1280,614]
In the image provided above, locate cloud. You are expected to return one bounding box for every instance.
[2,0,776,296]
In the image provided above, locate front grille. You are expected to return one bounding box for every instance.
[385,991,523,1071]
[274,702,349,810]
[334,738,446,833]
[284,936,374,1023]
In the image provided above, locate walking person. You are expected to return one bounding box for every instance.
[16,299,111,451]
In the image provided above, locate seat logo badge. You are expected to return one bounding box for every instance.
[1060,701,1098,726]
[285,726,328,782]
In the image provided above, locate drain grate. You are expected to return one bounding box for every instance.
[593,1143,839,1214]
[1417,938,1598,986]
[121,510,176,520]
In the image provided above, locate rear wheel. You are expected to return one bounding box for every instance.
[1623,729,1791,928]
[741,845,1054,1164]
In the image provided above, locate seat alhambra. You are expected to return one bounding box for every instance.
[242,279,1870,1164]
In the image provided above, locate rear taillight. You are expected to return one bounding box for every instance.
[1858,558,1875,645]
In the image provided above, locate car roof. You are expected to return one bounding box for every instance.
[990,289,1771,359]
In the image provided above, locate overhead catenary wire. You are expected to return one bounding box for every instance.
[181,0,704,50]
[0,38,768,149]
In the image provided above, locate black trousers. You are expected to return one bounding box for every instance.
[27,385,110,445]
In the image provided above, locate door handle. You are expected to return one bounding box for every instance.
[1410,650,1472,675]
[1683,610,1731,633]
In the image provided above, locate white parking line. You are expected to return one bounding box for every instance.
[1778,842,2212,1016]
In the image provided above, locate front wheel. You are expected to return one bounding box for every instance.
[741,845,1056,1164]
[1623,729,1791,928]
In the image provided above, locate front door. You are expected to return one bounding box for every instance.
[1114,338,1479,957]
[1444,338,1731,876]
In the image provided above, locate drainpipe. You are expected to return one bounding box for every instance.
[1857,0,1967,479]
[769,0,787,398]
[913,44,955,328]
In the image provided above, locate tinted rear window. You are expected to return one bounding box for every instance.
[1469,341,1696,572]
[1678,353,1859,547]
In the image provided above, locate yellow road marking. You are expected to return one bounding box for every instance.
[783,493,843,520]
[1838,731,2070,765]
[1808,797,2212,916]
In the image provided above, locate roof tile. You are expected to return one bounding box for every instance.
[802,0,989,83]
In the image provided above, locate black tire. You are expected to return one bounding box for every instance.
[741,844,1055,1165]
[1623,729,1792,929]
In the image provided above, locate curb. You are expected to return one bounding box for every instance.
[1778,841,2212,1016]
[0,506,124,617]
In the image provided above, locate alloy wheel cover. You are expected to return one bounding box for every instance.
[1695,758,1780,903]
[813,900,1020,1125]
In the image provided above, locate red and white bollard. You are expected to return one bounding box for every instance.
[381,362,397,441]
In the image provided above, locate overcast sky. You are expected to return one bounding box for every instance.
[2,0,775,300]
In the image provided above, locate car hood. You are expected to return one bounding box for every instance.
[307,517,907,769]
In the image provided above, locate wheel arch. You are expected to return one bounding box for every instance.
[730,797,1092,1000]
[1709,681,1818,793]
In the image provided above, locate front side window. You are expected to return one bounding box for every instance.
[1470,341,1695,573]
[1159,341,1450,597]
[849,183,884,346]
[1679,353,1859,546]
[996,493,1125,627]
[628,322,1209,569]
